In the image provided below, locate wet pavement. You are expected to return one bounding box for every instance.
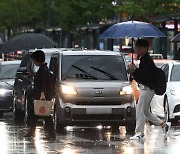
[0,113,180,154]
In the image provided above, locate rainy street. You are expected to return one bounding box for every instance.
[0,1,179,154]
[0,113,180,154]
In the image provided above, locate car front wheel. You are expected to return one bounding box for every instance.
[54,111,66,134]
[13,98,24,121]
[126,123,135,135]
[24,96,33,126]
[164,97,178,126]
[164,97,170,122]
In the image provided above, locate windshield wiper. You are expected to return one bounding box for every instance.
[90,66,117,80]
[72,65,97,80]
[0,78,13,80]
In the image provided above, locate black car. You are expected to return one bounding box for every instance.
[0,60,20,116]
[13,48,59,124]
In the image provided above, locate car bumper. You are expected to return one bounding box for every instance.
[0,95,13,112]
[169,95,180,119]
[57,101,136,126]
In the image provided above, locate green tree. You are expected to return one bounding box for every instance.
[56,0,114,31]
[118,0,180,21]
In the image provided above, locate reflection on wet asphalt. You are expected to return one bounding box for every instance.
[0,113,180,154]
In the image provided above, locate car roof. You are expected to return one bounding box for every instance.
[150,53,163,55]
[153,59,175,63]
[0,60,21,65]
[170,60,180,65]
[135,59,175,64]
[61,50,122,56]
[28,48,123,56]
[28,48,61,54]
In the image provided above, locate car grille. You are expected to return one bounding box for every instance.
[72,114,124,121]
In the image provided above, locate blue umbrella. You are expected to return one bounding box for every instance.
[101,21,165,63]
[101,21,165,39]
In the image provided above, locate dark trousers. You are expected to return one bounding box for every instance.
[29,105,55,136]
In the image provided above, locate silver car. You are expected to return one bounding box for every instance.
[49,49,136,133]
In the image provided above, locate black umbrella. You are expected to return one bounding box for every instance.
[171,33,180,42]
[0,33,56,53]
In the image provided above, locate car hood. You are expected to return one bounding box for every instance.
[0,79,14,90]
[60,80,133,105]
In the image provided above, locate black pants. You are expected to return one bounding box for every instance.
[28,105,55,136]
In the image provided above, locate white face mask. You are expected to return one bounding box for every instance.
[33,64,39,72]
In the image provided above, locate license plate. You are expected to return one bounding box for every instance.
[86,108,112,114]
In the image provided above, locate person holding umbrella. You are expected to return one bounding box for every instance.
[128,39,171,140]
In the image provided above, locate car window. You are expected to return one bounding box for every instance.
[20,53,32,68]
[62,55,128,81]
[170,65,180,81]
[49,55,59,78]
[0,64,20,79]
[155,63,163,68]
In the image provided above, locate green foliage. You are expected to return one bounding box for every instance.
[0,0,179,33]
[57,0,114,31]
[121,0,180,21]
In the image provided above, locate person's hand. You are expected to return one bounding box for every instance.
[127,63,137,74]
[29,69,35,77]
[129,63,137,70]
[40,92,46,100]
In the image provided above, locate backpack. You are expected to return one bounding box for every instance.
[154,67,166,95]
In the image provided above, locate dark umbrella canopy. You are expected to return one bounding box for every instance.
[101,21,165,39]
[171,33,180,42]
[0,33,56,53]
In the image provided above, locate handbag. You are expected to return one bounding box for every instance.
[34,99,54,116]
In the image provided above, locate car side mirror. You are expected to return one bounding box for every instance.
[16,67,28,76]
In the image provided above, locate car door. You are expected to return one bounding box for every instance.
[49,53,60,79]
[14,53,33,110]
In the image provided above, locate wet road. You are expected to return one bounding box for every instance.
[0,113,180,154]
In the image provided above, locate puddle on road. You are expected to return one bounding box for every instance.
[1,114,180,154]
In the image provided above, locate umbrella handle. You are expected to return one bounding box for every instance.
[132,38,134,64]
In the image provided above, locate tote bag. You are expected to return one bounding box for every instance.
[34,100,54,116]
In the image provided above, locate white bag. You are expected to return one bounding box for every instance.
[34,100,54,116]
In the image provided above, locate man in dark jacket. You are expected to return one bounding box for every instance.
[24,50,55,139]
[128,39,171,140]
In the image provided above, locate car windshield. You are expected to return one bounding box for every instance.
[0,64,19,79]
[155,63,164,68]
[62,55,127,81]
[171,65,180,81]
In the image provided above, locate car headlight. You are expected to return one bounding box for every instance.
[120,86,133,95]
[0,89,12,95]
[170,90,180,97]
[61,85,77,95]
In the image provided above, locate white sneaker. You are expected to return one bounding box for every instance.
[164,122,171,137]
[130,132,145,140]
